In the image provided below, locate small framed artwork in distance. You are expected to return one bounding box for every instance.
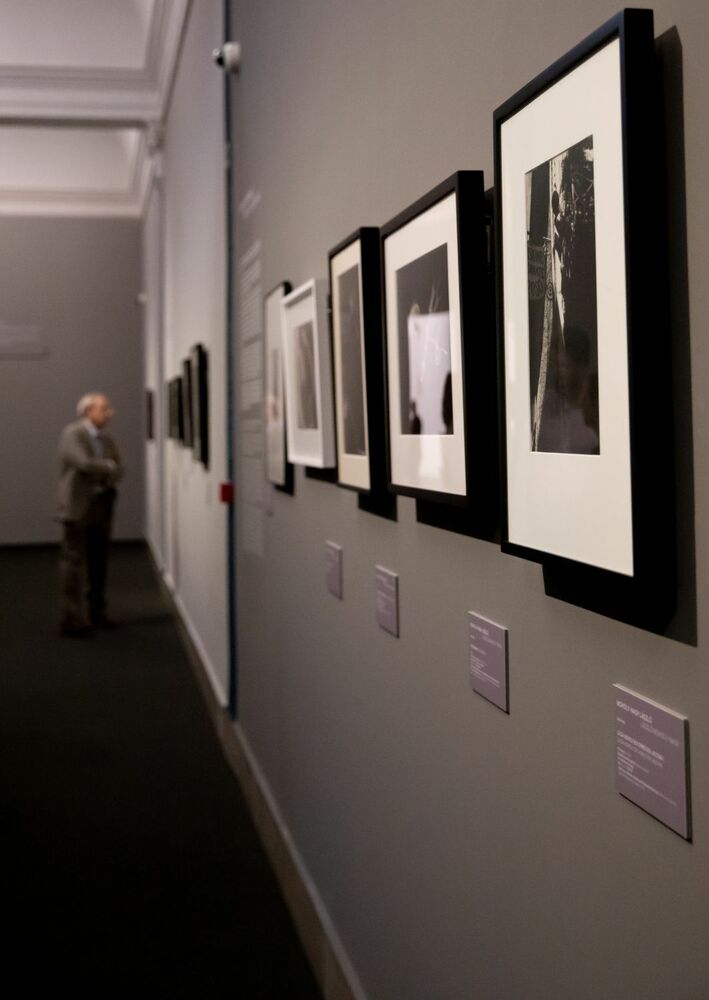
[146,389,154,441]
[281,279,336,469]
[166,381,174,438]
[329,228,387,494]
[263,281,294,491]
[190,344,209,468]
[170,376,184,442]
[181,358,193,448]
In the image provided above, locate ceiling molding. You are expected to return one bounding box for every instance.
[0,193,144,218]
[0,131,155,219]
[0,0,191,217]
[0,0,190,123]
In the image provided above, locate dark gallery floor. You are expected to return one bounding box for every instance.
[0,543,321,998]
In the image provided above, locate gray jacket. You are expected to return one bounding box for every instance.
[57,420,123,522]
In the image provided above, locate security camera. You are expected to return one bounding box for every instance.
[212,42,241,73]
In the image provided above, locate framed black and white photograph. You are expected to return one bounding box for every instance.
[382,171,489,505]
[329,228,387,494]
[181,358,193,448]
[168,376,184,442]
[264,282,293,490]
[167,379,174,439]
[146,389,154,441]
[281,279,335,469]
[494,9,664,577]
[190,344,209,467]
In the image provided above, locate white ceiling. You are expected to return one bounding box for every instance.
[0,0,191,216]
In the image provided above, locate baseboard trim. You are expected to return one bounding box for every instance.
[229,724,368,1000]
[147,543,365,999]
[145,535,165,574]
[177,632,365,998]
[148,555,227,709]
[171,590,228,708]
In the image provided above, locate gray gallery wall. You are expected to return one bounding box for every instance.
[230,1,709,998]
[0,215,144,544]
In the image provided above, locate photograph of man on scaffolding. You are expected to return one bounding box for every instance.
[525,134,600,455]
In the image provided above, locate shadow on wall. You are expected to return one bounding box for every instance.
[543,27,695,646]
[658,28,695,646]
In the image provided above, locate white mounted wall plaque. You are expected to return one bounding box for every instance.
[375,566,399,637]
[326,541,343,599]
[614,685,691,840]
[468,612,509,712]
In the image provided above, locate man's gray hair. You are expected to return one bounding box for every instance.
[76,392,102,417]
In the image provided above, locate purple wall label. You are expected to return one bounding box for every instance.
[375,566,399,637]
[468,612,509,713]
[614,685,690,840]
[325,541,343,599]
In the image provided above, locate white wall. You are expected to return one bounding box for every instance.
[145,0,229,703]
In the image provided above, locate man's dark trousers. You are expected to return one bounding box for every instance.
[60,489,115,626]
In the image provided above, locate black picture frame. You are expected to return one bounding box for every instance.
[494,9,674,624]
[169,376,184,442]
[328,227,389,502]
[166,381,173,438]
[182,358,193,448]
[146,389,154,441]
[191,344,209,468]
[381,171,495,520]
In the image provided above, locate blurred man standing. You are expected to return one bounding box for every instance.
[57,393,123,636]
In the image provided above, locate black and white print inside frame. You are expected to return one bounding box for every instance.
[381,171,490,509]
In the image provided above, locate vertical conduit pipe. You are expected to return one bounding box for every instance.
[223,0,238,718]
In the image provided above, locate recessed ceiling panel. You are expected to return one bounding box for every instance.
[0,0,189,122]
[0,0,156,70]
[0,127,140,191]
[0,0,190,213]
[0,125,149,215]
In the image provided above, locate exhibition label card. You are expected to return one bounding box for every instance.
[614,685,690,840]
[375,566,399,637]
[325,541,343,599]
[468,612,509,712]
